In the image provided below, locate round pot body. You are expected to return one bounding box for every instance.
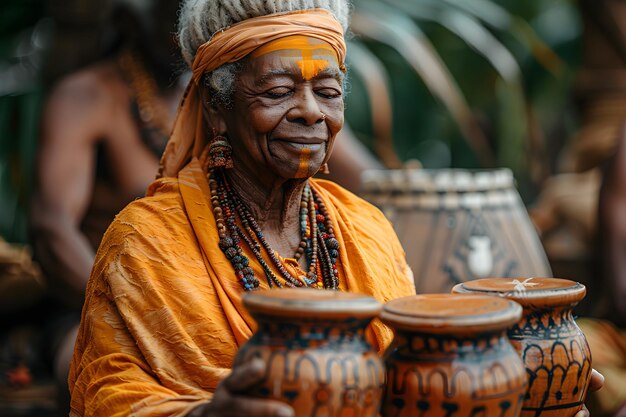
[234,288,385,417]
[453,278,593,417]
[380,294,527,417]
[361,168,551,294]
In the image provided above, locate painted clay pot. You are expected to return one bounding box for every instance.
[453,278,593,417]
[234,288,385,417]
[360,168,552,294]
[380,294,527,417]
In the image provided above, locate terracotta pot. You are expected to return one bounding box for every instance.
[380,294,527,417]
[234,288,385,417]
[360,168,551,294]
[453,278,593,417]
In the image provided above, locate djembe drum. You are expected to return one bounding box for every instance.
[361,168,551,294]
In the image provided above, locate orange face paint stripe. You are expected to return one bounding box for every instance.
[250,35,337,58]
[295,147,312,178]
[251,35,337,80]
[297,59,330,80]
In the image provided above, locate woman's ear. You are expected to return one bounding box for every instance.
[199,86,227,135]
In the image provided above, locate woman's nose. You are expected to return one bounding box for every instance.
[287,87,325,125]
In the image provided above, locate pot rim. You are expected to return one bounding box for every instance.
[452,277,586,308]
[242,288,382,319]
[380,294,522,334]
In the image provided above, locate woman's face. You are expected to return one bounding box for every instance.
[216,36,344,181]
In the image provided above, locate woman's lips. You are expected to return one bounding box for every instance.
[270,139,325,151]
[271,137,326,145]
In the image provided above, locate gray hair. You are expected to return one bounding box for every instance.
[178,0,350,105]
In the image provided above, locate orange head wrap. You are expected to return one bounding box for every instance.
[158,9,347,178]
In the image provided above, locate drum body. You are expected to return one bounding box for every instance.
[362,169,551,294]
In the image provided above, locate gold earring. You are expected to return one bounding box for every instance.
[321,163,330,175]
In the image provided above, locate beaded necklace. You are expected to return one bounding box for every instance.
[208,169,340,291]
[117,50,172,157]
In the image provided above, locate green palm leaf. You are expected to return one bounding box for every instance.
[346,41,401,168]
[352,1,496,167]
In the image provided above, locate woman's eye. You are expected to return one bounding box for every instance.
[316,88,342,99]
[264,87,292,98]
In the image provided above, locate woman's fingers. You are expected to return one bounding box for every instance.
[222,357,266,393]
[589,369,605,392]
[570,369,604,417]
[193,396,293,417]
[222,396,294,417]
[574,405,590,417]
[198,358,294,417]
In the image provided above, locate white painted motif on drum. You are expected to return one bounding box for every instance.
[468,235,493,277]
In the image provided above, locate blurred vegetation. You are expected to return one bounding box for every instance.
[0,1,48,244]
[345,0,582,200]
[0,0,583,243]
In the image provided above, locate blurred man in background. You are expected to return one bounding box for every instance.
[580,129,626,417]
[29,0,183,413]
[530,2,626,414]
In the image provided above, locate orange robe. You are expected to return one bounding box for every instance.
[68,160,415,417]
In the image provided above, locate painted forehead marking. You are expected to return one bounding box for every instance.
[251,35,338,80]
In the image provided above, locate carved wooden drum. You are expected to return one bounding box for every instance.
[234,288,385,417]
[453,278,593,417]
[380,294,527,417]
[361,168,552,294]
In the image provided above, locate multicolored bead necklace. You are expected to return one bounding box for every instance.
[208,169,340,291]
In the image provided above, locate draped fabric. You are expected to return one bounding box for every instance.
[158,9,346,178]
[69,160,415,417]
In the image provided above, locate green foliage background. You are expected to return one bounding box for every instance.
[345,0,582,200]
[0,0,45,244]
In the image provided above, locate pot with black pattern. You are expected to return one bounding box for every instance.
[360,168,552,295]
[453,278,593,417]
[234,288,385,417]
[380,294,527,417]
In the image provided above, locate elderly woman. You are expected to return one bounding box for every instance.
[68,0,415,416]
[68,1,603,416]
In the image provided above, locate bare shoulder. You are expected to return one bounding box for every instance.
[44,61,128,121]
[41,61,130,145]
[51,61,118,99]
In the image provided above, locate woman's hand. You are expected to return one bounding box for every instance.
[574,369,605,417]
[188,358,294,417]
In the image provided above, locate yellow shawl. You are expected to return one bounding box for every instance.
[68,160,415,417]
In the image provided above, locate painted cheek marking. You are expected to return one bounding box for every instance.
[295,147,312,178]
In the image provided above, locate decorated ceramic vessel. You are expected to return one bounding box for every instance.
[360,168,551,294]
[380,294,527,417]
[453,278,593,417]
[234,288,385,417]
